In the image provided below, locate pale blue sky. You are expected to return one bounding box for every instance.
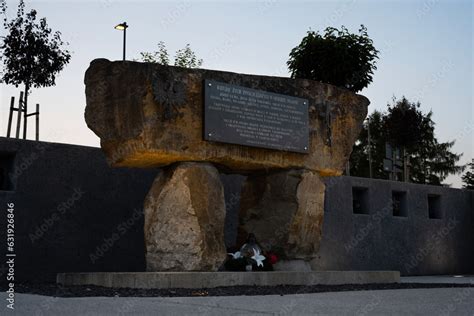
[0,0,472,187]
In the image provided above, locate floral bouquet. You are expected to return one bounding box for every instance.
[224,233,277,271]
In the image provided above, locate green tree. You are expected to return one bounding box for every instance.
[137,41,170,65]
[287,25,379,92]
[461,159,474,190]
[384,97,425,151]
[349,110,387,179]
[349,97,464,185]
[137,42,202,68]
[0,0,71,103]
[174,44,203,68]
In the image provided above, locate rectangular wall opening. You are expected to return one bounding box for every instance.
[352,187,369,214]
[428,194,442,219]
[0,152,16,191]
[392,191,408,217]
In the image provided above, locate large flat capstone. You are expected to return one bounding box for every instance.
[84,59,369,175]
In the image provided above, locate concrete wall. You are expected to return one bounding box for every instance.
[312,176,473,276]
[0,138,472,282]
[0,138,158,283]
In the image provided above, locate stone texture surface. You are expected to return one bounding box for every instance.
[84,59,369,271]
[84,59,369,175]
[238,169,325,260]
[144,162,226,271]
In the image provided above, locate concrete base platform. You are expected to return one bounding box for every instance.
[401,275,474,284]
[57,271,400,289]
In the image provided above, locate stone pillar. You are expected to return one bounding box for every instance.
[238,169,325,261]
[144,162,226,271]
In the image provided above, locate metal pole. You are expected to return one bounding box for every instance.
[23,85,28,139]
[403,148,406,182]
[15,92,23,139]
[35,104,39,141]
[123,27,126,61]
[393,148,400,181]
[404,149,410,183]
[7,96,14,138]
[367,117,373,178]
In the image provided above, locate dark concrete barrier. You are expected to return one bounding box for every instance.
[0,138,158,283]
[312,176,474,276]
[0,138,472,282]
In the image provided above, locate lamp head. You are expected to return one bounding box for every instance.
[114,22,128,31]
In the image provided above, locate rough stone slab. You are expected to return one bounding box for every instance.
[144,162,226,271]
[84,59,369,175]
[238,169,325,260]
[57,271,400,289]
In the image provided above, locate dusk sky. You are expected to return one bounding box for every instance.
[0,0,472,187]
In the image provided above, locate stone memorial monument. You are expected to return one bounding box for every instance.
[84,59,369,271]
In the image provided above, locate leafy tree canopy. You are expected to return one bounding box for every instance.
[137,41,202,68]
[287,25,379,92]
[350,97,464,185]
[384,97,426,151]
[0,0,71,93]
[461,159,474,190]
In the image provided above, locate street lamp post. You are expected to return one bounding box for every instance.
[114,22,128,61]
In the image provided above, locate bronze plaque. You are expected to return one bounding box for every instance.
[204,80,309,153]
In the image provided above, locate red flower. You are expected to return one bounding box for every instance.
[268,253,278,265]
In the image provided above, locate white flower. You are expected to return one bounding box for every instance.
[251,248,266,267]
[228,251,241,259]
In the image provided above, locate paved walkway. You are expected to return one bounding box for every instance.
[2,287,474,315]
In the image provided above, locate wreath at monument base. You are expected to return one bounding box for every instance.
[224,233,278,271]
